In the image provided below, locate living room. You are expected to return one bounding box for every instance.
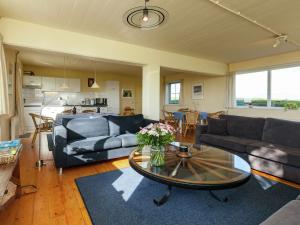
[0,1,300,225]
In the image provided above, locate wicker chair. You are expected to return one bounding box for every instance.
[62,109,72,114]
[208,111,225,119]
[81,109,96,113]
[29,113,54,147]
[183,111,199,136]
[162,110,179,130]
[123,106,135,116]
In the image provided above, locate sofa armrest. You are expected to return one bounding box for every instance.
[52,125,68,168]
[195,124,208,144]
[143,119,159,127]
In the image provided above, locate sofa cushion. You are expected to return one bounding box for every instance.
[65,136,122,155]
[63,117,109,140]
[220,115,265,140]
[108,114,144,136]
[260,200,300,225]
[207,117,227,135]
[262,118,300,148]
[246,142,300,168]
[200,134,257,153]
[117,134,137,147]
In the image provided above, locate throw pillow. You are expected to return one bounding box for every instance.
[207,117,227,136]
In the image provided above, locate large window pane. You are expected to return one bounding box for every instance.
[235,71,268,107]
[271,66,300,107]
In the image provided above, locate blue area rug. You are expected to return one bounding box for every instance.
[75,168,299,225]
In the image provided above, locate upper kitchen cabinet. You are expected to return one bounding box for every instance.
[68,78,80,92]
[41,77,56,91]
[55,78,67,92]
[23,75,42,88]
[55,78,80,92]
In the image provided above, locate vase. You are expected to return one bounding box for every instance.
[150,145,165,167]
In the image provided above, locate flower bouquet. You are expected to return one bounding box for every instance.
[137,123,175,166]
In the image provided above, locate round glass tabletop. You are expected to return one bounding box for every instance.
[129,143,251,190]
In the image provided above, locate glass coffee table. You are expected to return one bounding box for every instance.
[129,143,251,206]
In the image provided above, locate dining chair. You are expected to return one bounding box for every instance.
[183,111,199,136]
[123,106,135,116]
[62,109,72,114]
[81,109,96,113]
[29,113,54,147]
[208,111,225,119]
[162,110,179,130]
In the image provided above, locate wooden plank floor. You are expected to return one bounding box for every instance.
[0,132,299,225]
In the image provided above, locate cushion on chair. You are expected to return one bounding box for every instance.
[62,117,109,140]
[65,136,122,155]
[117,134,137,147]
[107,114,145,136]
[246,142,300,168]
[220,115,265,140]
[262,118,300,148]
[207,117,227,135]
[200,134,257,153]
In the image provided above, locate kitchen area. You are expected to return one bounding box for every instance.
[23,74,120,133]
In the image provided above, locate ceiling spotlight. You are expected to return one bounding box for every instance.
[273,34,288,48]
[123,0,168,30]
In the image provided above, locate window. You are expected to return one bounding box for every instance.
[235,71,268,107]
[166,82,181,104]
[235,65,300,108]
[271,67,300,107]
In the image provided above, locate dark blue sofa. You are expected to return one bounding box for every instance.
[52,114,155,170]
[195,115,300,184]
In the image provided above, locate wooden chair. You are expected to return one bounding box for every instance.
[208,111,225,119]
[162,110,179,130]
[29,113,54,147]
[62,109,72,114]
[123,106,135,116]
[81,109,96,113]
[183,111,199,136]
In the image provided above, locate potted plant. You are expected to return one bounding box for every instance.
[137,123,175,167]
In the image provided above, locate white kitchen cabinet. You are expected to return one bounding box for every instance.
[105,81,120,114]
[55,78,80,92]
[23,76,42,87]
[55,78,67,92]
[41,77,56,91]
[67,78,80,92]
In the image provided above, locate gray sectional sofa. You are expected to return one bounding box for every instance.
[52,114,155,169]
[195,115,300,184]
[260,195,300,225]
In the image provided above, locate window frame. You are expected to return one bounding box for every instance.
[165,81,181,105]
[234,64,300,110]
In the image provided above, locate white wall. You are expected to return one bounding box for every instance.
[162,73,227,115]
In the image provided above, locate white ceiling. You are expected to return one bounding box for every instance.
[14,47,182,76]
[1,0,300,63]
[16,47,142,76]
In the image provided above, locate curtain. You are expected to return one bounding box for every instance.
[0,34,9,115]
[225,72,235,111]
[16,57,25,135]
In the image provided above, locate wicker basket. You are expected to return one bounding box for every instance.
[0,154,17,165]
